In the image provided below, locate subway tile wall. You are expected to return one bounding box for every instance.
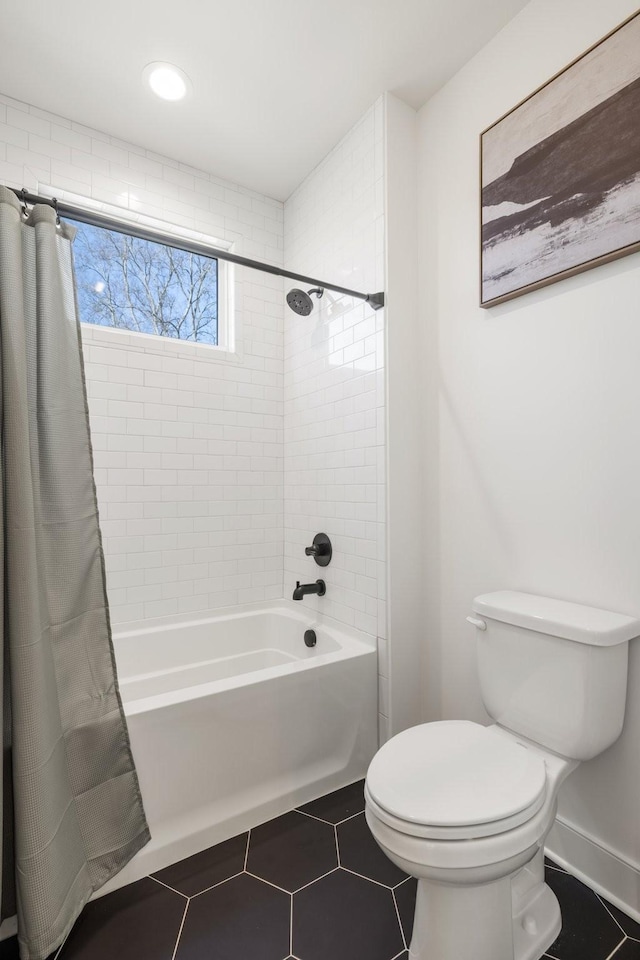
[283,98,388,741]
[0,92,285,623]
[0,89,388,737]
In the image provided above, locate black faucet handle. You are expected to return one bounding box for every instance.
[304,533,332,567]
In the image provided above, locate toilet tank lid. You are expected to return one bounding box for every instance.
[472,591,640,646]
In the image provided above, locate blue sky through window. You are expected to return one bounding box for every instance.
[71,219,218,345]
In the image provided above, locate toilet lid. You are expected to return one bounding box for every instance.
[366,721,547,836]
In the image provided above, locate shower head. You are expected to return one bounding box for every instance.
[286,287,324,315]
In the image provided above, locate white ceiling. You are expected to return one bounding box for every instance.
[0,0,528,200]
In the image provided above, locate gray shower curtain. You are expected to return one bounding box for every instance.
[0,186,150,960]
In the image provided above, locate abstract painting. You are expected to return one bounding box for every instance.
[480,11,640,307]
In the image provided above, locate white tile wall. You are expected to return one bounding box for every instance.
[0,90,387,691]
[0,92,285,623]
[283,98,387,739]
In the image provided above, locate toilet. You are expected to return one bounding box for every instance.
[365,591,640,960]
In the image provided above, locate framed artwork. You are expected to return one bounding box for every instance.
[480,10,640,307]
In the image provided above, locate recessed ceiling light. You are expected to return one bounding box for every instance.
[143,62,192,102]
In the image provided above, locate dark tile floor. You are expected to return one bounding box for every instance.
[2,780,639,960]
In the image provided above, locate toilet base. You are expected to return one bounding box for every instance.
[512,881,561,960]
[408,864,561,960]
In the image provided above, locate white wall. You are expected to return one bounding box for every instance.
[283,99,387,739]
[0,93,284,623]
[417,0,640,915]
[384,94,424,739]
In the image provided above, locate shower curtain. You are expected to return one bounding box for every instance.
[0,186,150,960]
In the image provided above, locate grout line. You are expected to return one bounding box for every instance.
[244,829,251,870]
[391,887,407,951]
[170,898,190,960]
[245,870,293,896]
[289,892,294,957]
[390,950,408,960]
[334,823,340,866]
[189,870,244,900]
[392,875,412,891]
[295,808,336,826]
[334,809,366,826]
[544,864,568,875]
[148,875,190,900]
[604,937,629,960]
[296,807,365,828]
[596,893,630,939]
[293,865,340,894]
[340,865,398,891]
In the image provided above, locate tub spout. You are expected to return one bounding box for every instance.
[293,580,326,601]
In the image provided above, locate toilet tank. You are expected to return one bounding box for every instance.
[471,591,640,760]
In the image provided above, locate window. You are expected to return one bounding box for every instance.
[71,219,220,346]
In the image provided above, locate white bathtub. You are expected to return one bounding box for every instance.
[99,600,378,894]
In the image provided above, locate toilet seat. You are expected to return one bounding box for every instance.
[366,720,547,840]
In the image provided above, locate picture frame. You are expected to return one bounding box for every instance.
[480,10,640,308]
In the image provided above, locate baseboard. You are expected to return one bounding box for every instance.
[546,816,640,924]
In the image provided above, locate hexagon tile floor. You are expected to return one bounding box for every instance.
[2,780,640,960]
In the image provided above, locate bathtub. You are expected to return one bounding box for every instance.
[99,600,378,894]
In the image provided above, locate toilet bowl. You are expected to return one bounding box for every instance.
[365,721,576,960]
[365,591,640,960]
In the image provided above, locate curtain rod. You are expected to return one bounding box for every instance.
[9,188,385,311]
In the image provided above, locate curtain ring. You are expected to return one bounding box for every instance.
[52,197,60,226]
[20,188,28,218]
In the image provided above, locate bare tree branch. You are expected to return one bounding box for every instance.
[73,223,219,344]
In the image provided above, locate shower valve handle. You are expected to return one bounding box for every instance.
[304,533,332,567]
